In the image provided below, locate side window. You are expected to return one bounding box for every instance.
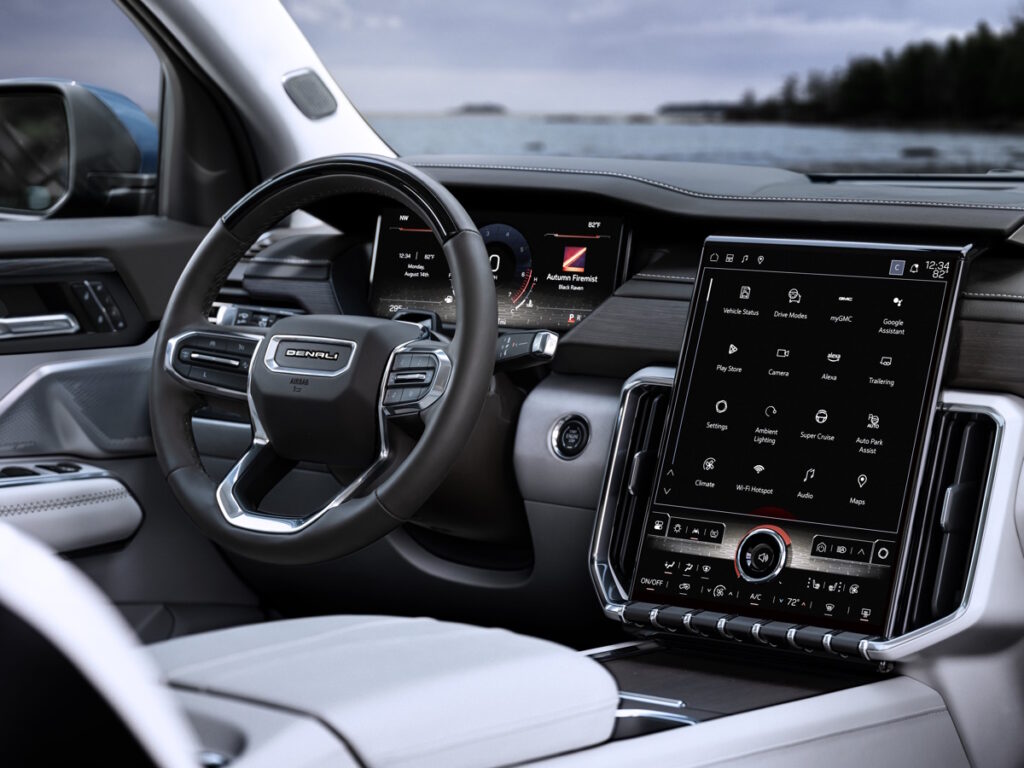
[0,0,162,219]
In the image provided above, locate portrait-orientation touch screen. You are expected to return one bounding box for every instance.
[630,237,962,633]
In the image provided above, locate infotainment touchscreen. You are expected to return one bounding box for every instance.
[369,209,621,331]
[630,237,964,634]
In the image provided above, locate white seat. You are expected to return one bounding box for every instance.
[0,521,619,767]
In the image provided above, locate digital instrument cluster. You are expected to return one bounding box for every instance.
[369,209,622,331]
[630,237,962,634]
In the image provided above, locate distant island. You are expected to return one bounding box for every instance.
[452,103,507,116]
[724,18,1024,129]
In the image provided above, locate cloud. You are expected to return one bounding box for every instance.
[0,0,1015,115]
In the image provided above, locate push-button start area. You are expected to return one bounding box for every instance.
[250,315,424,467]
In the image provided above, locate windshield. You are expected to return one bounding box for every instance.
[283,1,1024,174]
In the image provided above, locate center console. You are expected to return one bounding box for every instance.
[593,236,999,662]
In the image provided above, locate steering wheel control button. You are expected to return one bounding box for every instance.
[735,527,789,583]
[393,352,438,371]
[169,333,259,395]
[384,350,446,411]
[552,415,590,460]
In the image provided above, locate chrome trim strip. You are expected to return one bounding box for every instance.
[579,639,651,658]
[164,330,264,401]
[368,214,382,289]
[189,352,240,368]
[619,692,686,709]
[263,334,356,378]
[0,313,79,340]
[615,709,697,726]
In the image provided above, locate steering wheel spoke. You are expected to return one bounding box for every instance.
[164,327,266,399]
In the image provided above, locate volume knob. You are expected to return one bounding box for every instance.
[735,526,789,583]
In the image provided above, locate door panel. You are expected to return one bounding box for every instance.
[0,216,262,641]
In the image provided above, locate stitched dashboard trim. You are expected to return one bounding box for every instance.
[415,162,1024,212]
[962,291,1024,301]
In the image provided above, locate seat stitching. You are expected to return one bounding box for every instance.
[0,489,130,519]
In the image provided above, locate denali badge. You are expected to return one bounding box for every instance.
[284,348,340,361]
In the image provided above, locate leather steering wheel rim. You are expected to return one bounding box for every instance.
[150,155,496,565]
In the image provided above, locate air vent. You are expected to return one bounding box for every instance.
[895,408,998,634]
[607,383,671,584]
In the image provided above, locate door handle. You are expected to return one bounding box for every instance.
[0,313,79,340]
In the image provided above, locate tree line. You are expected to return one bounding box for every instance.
[728,19,1024,128]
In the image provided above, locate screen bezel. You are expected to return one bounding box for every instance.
[633,235,967,637]
[368,209,626,331]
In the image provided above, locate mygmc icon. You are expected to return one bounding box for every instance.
[284,348,340,361]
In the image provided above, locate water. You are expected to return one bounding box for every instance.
[367,115,1024,174]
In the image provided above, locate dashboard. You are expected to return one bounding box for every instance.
[369,209,622,330]
[197,156,1024,765]
[211,157,1024,659]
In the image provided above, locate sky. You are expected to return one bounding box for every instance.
[0,0,1018,116]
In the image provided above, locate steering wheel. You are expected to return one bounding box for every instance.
[150,155,496,565]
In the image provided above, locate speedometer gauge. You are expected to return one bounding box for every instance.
[479,223,535,307]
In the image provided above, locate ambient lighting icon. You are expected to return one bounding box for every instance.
[562,246,587,273]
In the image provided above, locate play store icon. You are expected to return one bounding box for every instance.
[728,344,738,355]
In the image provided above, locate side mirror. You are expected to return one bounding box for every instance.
[0,80,157,219]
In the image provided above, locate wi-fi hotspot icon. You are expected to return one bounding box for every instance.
[753,464,765,474]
